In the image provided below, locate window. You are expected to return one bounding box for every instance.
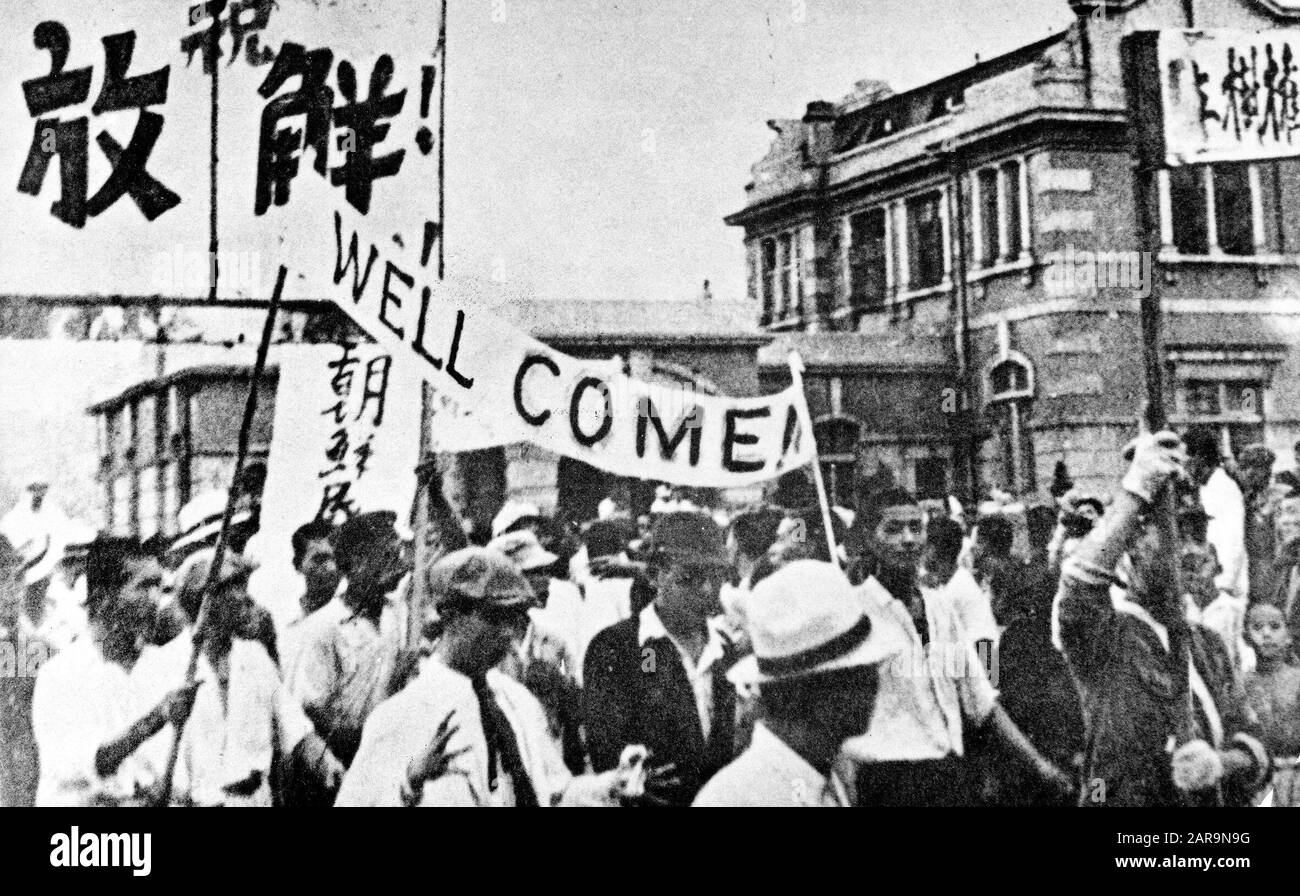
[1169,166,1210,254]
[977,168,999,265]
[189,380,274,454]
[1167,161,1300,256]
[815,417,860,509]
[907,191,944,289]
[973,159,1024,265]
[777,232,802,319]
[848,208,888,310]
[1178,378,1265,456]
[760,238,777,324]
[1002,161,1023,259]
[136,395,158,464]
[990,359,1031,400]
[1215,163,1253,256]
[985,353,1036,494]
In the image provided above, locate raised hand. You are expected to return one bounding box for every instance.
[405,710,470,793]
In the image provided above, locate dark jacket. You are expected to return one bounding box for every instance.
[1055,559,1269,807]
[996,611,1085,804]
[583,614,737,806]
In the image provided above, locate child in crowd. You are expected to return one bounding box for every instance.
[1242,601,1300,806]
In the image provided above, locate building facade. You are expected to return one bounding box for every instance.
[728,0,1300,504]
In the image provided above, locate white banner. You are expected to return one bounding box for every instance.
[1,0,442,299]
[1155,28,1300,166]
[249,342,421,625]
[280,198,816,488]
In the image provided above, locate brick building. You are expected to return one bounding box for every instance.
[727,0,1300,505]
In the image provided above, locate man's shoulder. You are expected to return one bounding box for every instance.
[296,599,350,642]
[855,576,897,610]
[372,661,472,727]
[231,638,279,677]
[486,667,549,718]
[692,742,811,807]
[1206,468,1245,505]
[34,640,96,689]
[588,615,639,651]
[691,750,769,807]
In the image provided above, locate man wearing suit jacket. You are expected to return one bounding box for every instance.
[583,512,740,806]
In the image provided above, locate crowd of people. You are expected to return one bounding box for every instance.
[2,424,1299,806]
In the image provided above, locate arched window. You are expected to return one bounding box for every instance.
[815,416,861,508]
[983,351,1035,494]
[987,354,1034,404]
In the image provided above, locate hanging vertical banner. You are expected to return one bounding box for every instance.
[0,0,442,299]
[250,343,421,624]
[1129,28,1300,167]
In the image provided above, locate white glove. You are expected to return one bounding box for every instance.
[1171,739,1225,792]
[1121,430,1187,503]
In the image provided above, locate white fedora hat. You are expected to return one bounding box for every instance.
[728,559,907,687]
[491,500,541,539]
[171,490,252,555]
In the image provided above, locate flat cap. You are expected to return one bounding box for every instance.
[427,547,537,611]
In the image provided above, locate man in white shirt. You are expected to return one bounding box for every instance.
[1184,426,1248,599]
[32,537,198,806]
[288,511,410,767]
[338,547,633,806]
[131,549,343,806]
[278,519,341,675]
[919,515,1001,649]
[844,488,1074,806]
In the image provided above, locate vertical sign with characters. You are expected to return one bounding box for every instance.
[248,344,421,626]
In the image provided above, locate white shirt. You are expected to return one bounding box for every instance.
[924,566,1000,647]
[693,722,849,807]
[843,577,999,763]
[131,633,312,806]
[530,577,630,686]
[337,659,591,807]
[637,603,729,742]
[31,640,140,806]
[286,595,405,750]
[1202,467,1248,599]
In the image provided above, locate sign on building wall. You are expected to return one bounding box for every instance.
[0,0,442,300]
[1135,28,1300,167]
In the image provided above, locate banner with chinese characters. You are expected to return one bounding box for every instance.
[297,202,817,489]
[1140,28,1300,167]
[1,0,442,299]
[249,342,421,625]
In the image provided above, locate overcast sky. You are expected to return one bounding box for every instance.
[443,0,1077,305]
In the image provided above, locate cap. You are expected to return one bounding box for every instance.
[427,547,537,611]
[728,560,907,686]
[647,512,729,567]
[487,530,559,572]
[175,547,258,618]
